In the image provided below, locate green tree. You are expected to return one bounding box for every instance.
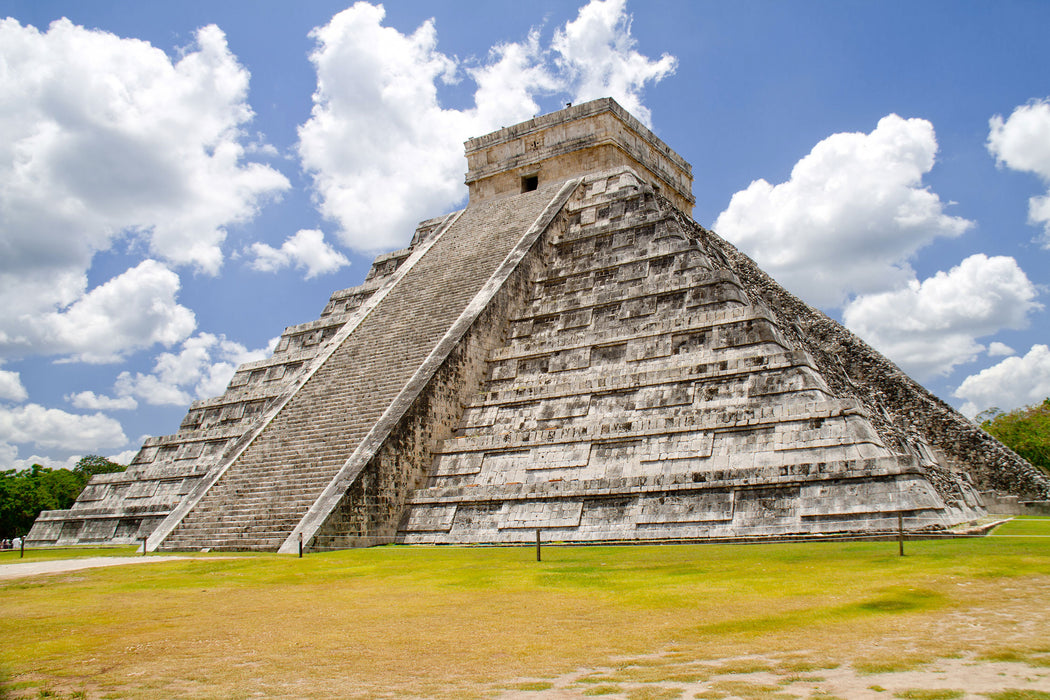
[73,454,126,479]
[0,467,37,539]
[980,398,1050,476]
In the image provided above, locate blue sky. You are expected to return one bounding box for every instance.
[1,0,1049,469]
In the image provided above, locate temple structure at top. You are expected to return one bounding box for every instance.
[464,99,694,213]
[29,98,1048,551]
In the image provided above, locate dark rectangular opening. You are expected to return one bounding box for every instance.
[522,175,538,192]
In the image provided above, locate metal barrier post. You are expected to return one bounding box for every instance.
[535,528,541,562]
[898,513,905,557]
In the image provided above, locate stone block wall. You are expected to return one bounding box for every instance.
[466,98,694,214]
[397,168,980,545]
[679,212,1050,501]
[308,220,557,548]
[149,180,577,551]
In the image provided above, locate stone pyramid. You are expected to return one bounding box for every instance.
[29,99,1049,551]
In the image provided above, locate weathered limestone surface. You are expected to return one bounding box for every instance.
[466,98,694,214]
[150,180,574,551]
[26,218,444,547]
[683,215,1050,501]
[396,169,996,544]
[29,97,1048,551]
[299,180,577,551]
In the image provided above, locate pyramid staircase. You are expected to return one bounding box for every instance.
[154,180,576,550]
[25,254,410,547]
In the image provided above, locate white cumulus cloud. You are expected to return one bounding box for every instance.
[0,404,127,453]
[114,332,275,407]
[988,98,1050,248]
[0,367,28,403]
[248,229,350,279]
[66,391,139,411]
[842,254,1041,380]
[0,18,288,366]
[988,342,1016,357]
[552,0,676,125]
[714,114,973,308]
[114,373,194,407]
[954,344,1050,418]
[16,260,197,364]
[106,448,140,466]
[0,18,289,276]
[298,0,674,253]
[468,30,560,133]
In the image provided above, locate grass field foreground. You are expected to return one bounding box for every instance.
[1,519,1049,698]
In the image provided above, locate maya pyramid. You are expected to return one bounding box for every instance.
[29,99,1050,552]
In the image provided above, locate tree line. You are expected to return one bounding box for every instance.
[979,398,1050,476]
[0,455,125,539]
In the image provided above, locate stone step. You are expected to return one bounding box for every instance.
[489,305,784,362]
[518,268,742,319]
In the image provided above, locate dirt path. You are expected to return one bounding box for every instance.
[0,556,200,580]
[498,580,1050,699]
[500,651,1050,699]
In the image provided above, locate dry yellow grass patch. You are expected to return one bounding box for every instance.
[1,520,1048,699]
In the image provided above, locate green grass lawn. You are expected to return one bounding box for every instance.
[988,516,1050,536]
[1,519,1049,699]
